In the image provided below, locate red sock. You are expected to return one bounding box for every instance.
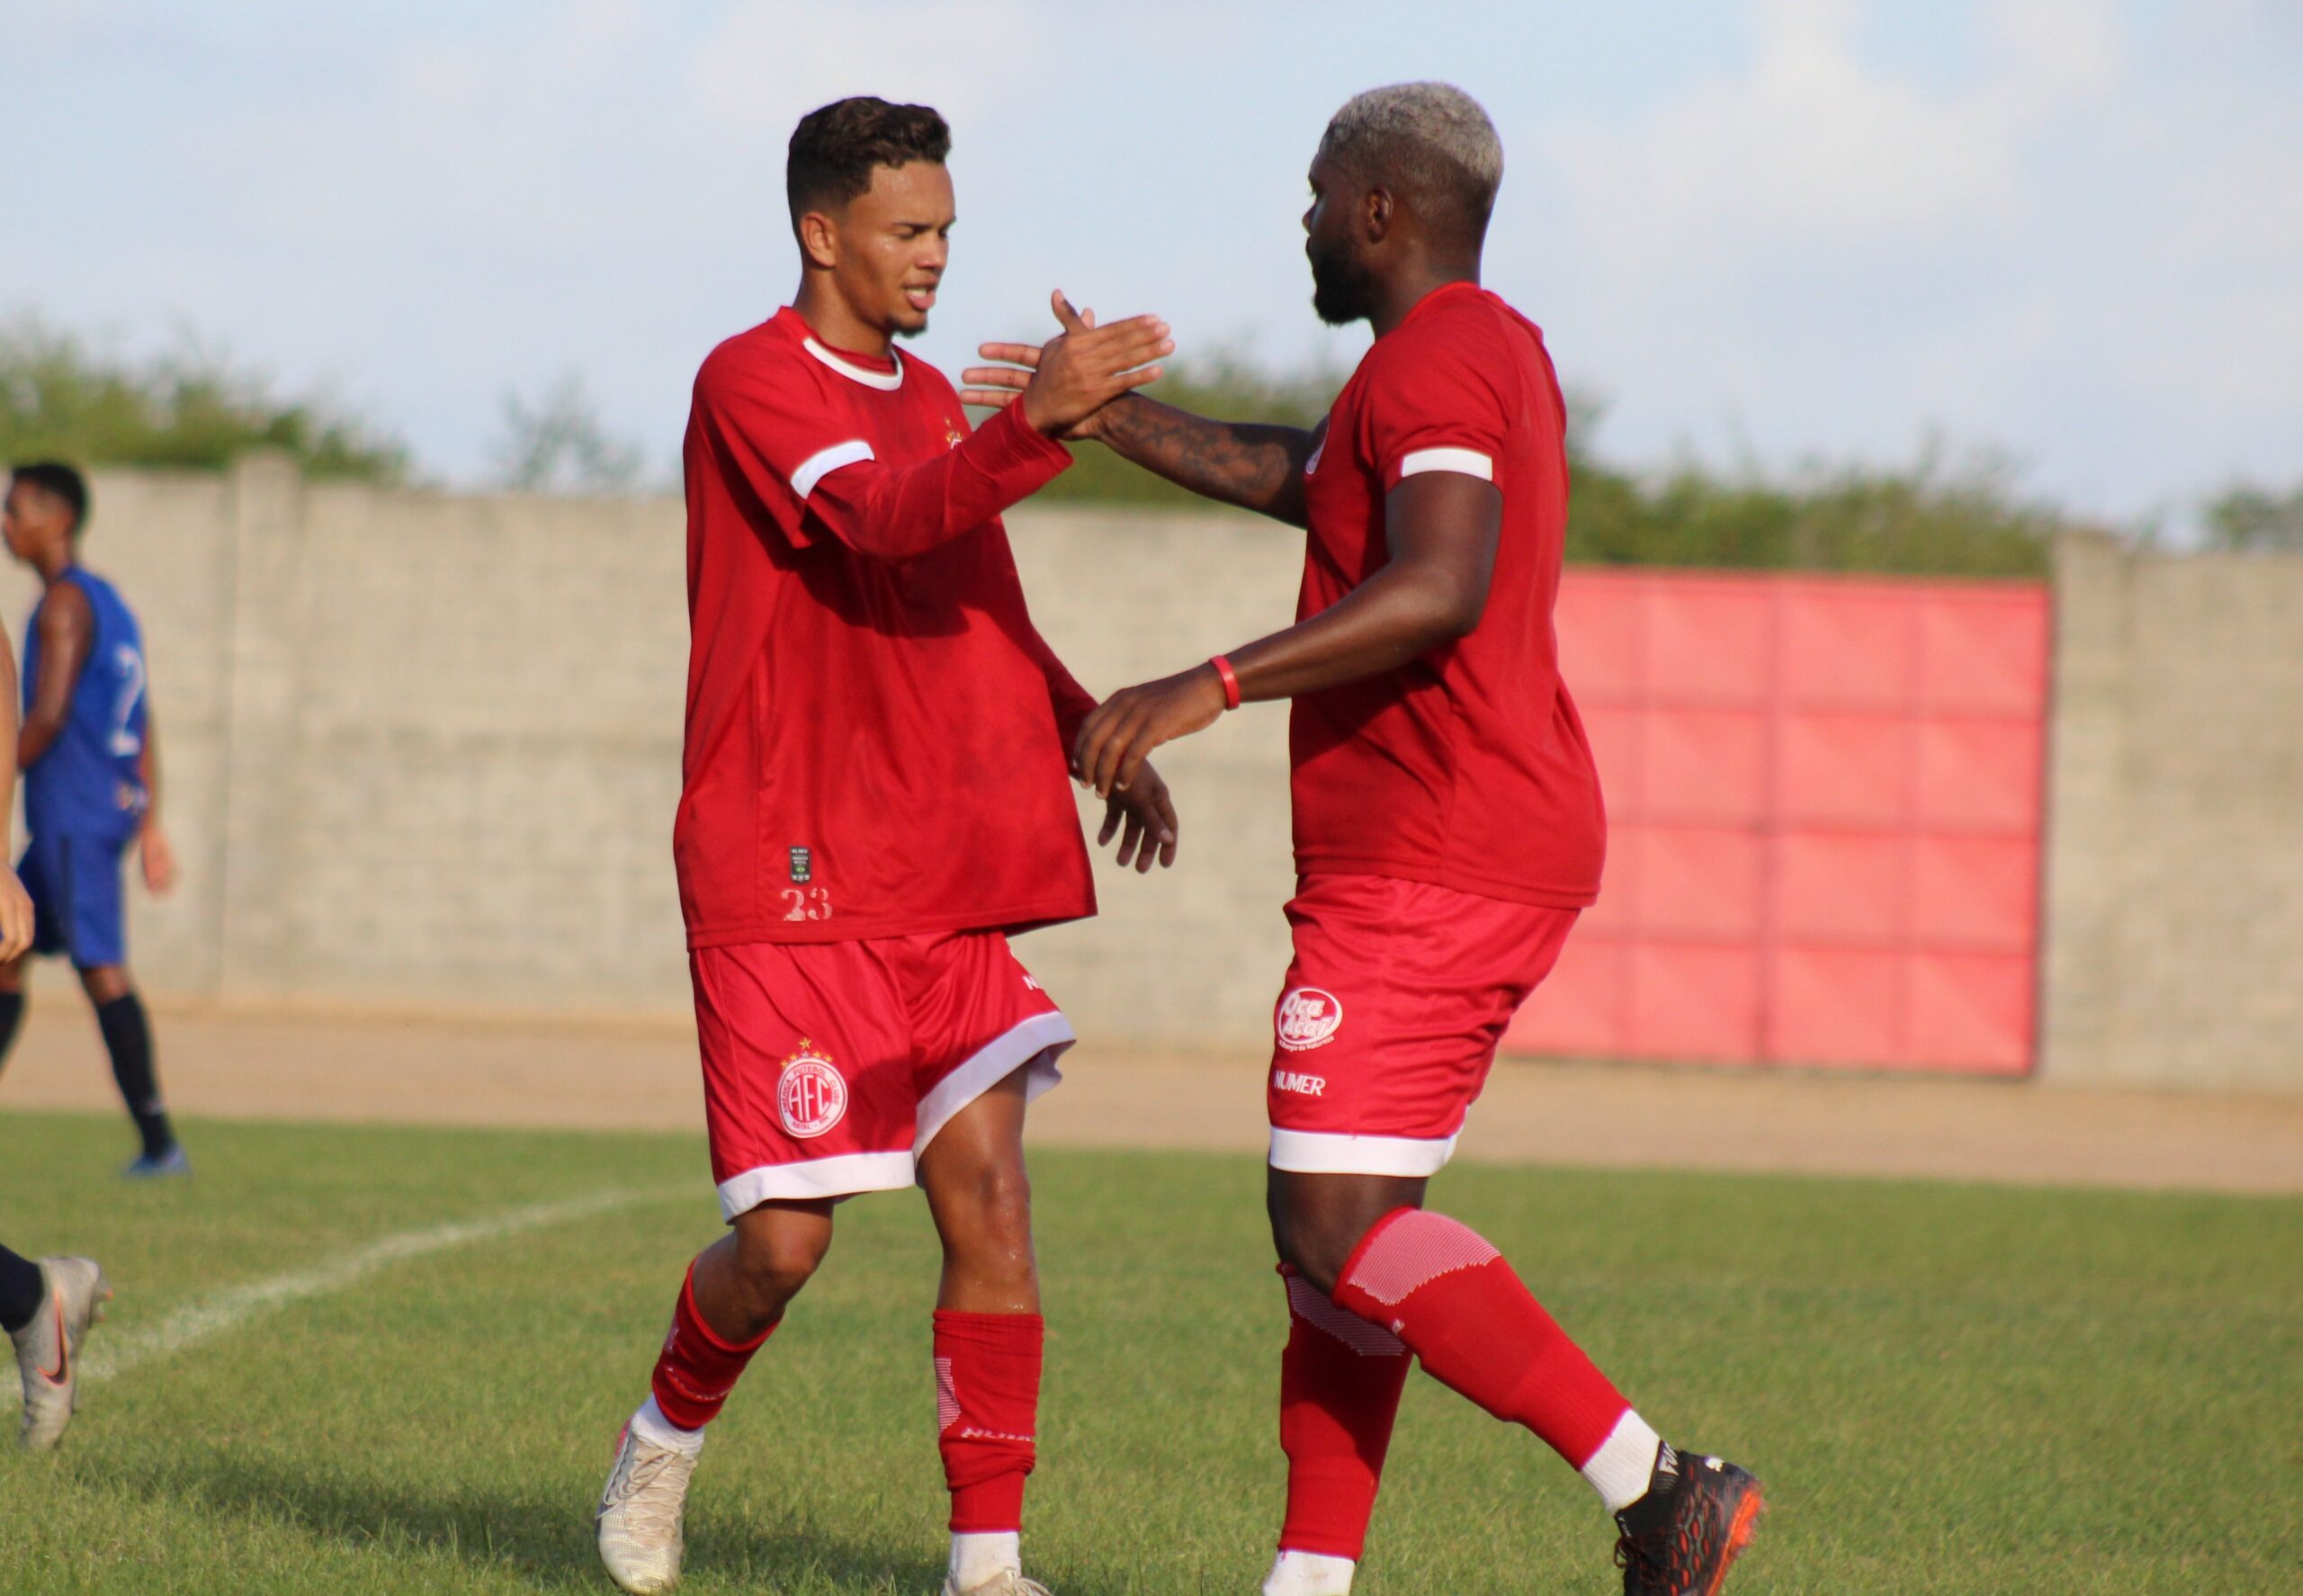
[1331,1208,1629,1469]
[935,1310,1043,1533]
[1277,1265,1412,1561]
[649,1260,775,1431]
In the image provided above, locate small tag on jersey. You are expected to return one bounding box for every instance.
[789,847,812,883]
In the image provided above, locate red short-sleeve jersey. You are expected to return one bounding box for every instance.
[677,307,1098,946]
[1291,282,1605,908]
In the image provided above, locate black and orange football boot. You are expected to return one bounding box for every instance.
[1611,1442,1766,1596]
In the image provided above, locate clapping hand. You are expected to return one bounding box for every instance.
[962,291,1170,440]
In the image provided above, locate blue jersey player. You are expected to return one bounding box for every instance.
[0,462,184,1176]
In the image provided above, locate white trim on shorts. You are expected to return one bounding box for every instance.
[712,1009,1074,1218]
[915,1009,1075,1154]
[1268,1126,1462,1178]
[717,1151,915,1216]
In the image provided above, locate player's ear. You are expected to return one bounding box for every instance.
[797,209,841,271]
[1365,184,1393,244]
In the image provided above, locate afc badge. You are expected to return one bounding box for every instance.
[1275,987,1344,1053]
[775,1042,848,1139]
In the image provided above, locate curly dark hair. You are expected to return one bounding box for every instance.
[786,96,951,230]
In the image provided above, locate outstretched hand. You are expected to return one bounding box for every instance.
[961,291,1170,440]
[1095,758,1179,873]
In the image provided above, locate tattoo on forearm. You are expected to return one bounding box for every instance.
[1105,399,1311,519]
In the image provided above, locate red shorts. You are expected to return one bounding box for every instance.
[1266,874,1579,1177]
[691,930,1072,1217]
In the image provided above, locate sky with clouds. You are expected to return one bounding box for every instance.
[8,0,2299,527]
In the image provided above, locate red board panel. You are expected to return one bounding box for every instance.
[1627,943,1764,1061]
[1504,569,2050,1074]
[1779,586,1919,710]
[1634,826,1766,939]
[1643,710,1770,824]
[1644,585,1773,704]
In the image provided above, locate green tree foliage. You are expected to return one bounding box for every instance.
[2200,480,2303,552]
[1565,433,2057,577]
[489,372,646,494]
[0,318,408,482]
[1020,357,2060,577]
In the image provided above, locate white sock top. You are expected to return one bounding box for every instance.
[1582,1408,1664,1515]
[629,1394,705,1458]
[948,1529,1021,1592]
[1262,1549,1356,1596]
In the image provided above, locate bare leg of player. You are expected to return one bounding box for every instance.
[1265,1170,1761,1596]
[919,1064,1050,1596]
[597,1200,833,1594]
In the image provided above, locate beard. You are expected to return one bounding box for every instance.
[1308,235,1376,327]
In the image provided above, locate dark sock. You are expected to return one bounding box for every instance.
[95,992,174,1160]
[0,989,24,1079]
[0,1243,45,1334]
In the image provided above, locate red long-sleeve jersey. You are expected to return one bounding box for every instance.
[675,307,1098,947]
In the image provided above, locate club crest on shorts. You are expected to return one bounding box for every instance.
[775,1042,847,1139]
[1275,987,1344,1052]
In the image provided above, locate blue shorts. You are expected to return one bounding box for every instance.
[18,835,129,970]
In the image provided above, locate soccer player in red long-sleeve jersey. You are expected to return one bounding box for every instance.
[595,97,1179,1596]
[966,84,1763,1596]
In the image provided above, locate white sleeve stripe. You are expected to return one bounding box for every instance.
[790,439,875,500]
[1397,445,1495,481]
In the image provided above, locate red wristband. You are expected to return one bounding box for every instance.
[1209,654,1241,711]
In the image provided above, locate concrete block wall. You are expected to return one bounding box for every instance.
[12,466,2300,1089]
[2039,531,2303,1090]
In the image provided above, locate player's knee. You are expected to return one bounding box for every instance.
[731,1221,830,1305]
[1267,1199,1357,1297]
[77,965,130,1005]
[945,1158,1033,1240]
[931,1159,1034,1279]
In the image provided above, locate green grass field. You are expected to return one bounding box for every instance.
[2,1111,2296,1594]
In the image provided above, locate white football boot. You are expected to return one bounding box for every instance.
[942,1574,1053,1596]
[596,1421,701,1593]
[13,1256,111,1453]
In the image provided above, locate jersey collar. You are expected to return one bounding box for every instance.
[802,335,905,391]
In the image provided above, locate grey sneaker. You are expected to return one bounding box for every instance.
[943,1575,1053,1596]
[596,1421,701,1593]
[123,1145,191,1179]
[13,1256,111,1453]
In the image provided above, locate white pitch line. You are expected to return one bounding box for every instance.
[55,1185,688,1389]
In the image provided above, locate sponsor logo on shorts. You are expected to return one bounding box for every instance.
[1271,1069,1326,1096]
[775,1042,848,1139]
[1275,987,1344,1052]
